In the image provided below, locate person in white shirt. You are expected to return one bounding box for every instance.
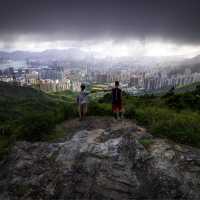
[76,84,89,120]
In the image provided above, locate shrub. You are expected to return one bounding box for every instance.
[17,112,56,142]
[165,92,200,111]
[98,93,112,103]
[62,103,78,119]
[88,101,112,116]
[0,136,9,160]
[151,112,200,146]
[139,139,154,148]
[124,104,136,119]
[134,107,200,147]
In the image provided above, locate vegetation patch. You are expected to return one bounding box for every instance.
[139,139,154,148]
[0,82,78,159]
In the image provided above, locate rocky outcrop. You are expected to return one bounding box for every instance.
[0,119,200,200]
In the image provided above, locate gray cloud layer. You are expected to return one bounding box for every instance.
[0,0,200,45]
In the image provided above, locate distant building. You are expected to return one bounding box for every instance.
[41,67,64,81]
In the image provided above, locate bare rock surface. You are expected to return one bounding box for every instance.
[0,117,200,200]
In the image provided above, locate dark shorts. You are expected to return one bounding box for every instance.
[112,102,122,113]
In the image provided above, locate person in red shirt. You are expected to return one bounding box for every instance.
[112,81,123,120]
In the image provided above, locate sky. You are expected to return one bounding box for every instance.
[0,0,200,57]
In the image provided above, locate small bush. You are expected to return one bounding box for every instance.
[0,136,9,160]
[62,103,78,119]
[88,101,112,116]
[98,93,112,103]
[139,139,154,148]
[135,107,200,147]
[17,112,56,142]
[124,104,136,119]
[151,112,200,146]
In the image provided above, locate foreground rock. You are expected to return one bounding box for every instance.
[0,120,200,200]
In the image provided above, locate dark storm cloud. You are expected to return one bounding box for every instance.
[0,0,200,44]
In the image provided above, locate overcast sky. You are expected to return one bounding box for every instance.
[0,0,200,56]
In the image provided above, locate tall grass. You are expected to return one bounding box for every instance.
[135,107,200,147]
[0,83,78,159]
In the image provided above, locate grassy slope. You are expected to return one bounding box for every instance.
[0,82,77,159]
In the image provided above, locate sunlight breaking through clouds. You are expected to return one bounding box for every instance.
[1,38,200,58]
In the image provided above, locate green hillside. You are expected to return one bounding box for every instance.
[0,82,77,158]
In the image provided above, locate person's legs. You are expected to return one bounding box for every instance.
[113,103,124,120]
[112,104,118,119]
[79,104,84,120]
[85,103,88,116]
[78,105,81,119]
[114,112,118,119]
[119,112,122,119]
[118,103,123,119]
[82,103,87,119]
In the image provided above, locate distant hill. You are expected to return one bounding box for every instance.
[0,48,89,61]
[1,49,200,71]
[168,55,200,76]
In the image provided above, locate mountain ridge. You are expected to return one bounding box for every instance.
[1,49,200,67]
